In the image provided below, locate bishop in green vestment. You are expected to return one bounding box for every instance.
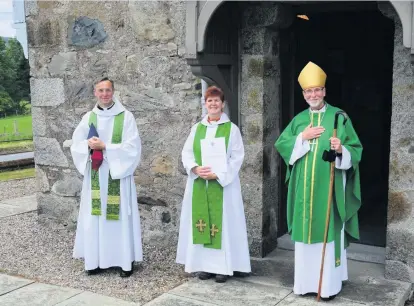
[274,62,363,299]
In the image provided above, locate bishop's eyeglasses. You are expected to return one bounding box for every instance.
[303,87,325,96]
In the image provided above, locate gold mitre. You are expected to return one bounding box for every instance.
[298,61,327,90]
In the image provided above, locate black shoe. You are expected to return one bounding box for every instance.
[321,294,337,301]
[120,269,133,277]
[198,272,214,280]
[86,267,102,275]
[215,274,228,283]
[233,271,249,278]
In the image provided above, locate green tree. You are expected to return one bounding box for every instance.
[0,90,15,116]
[0,37,31,115]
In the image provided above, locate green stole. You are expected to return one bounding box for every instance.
[192,121,231,249]
[274,103,362,267]
[88,111,125,220]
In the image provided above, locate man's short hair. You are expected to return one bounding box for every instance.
[95,77,114,90]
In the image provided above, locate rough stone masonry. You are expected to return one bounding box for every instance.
[28,1,200,249]
[26,0,414,282]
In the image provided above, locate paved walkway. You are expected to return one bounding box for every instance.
[0,195,37,218]
[0,197,411,305]
[0,274,139,306]
[0,152,34,162]
[0,266,410,306]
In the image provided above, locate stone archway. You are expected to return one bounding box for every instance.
[193,1,414,55]
[185,0,414,283]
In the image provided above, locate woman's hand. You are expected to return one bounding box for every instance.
[192,166,217,180]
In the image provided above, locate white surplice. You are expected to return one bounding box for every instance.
[70,99,143,271]
[176,113,251,275]
[289,105,351,298]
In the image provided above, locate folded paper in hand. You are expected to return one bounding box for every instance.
[201,137,227,173]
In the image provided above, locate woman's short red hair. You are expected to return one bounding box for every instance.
[204,86,224,102]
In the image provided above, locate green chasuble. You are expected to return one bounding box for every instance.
[274,103,362,267]
[192,122,231,249]
[89,111,125,220]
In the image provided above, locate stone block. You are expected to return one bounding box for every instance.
[388,191,413,223]
[56,291,140,306]
[386,220,414,271]
[31,78,65,107]
[51,176,82,197]
[129,1,175,43]
[388,150,414,191]
[138,196,167,207]
[31,107,47,137]
[68,17,108,48]
[142,230,177,249]
[0,283,81,306]
[48,52,77,76]
[145,293,212,306]
[35,166,50,193]
[173,83,192,90]
[63,140,73,148]
[25,0,38,16]
[27,18,62,47]
[150,155,174,175]
[385,259,414,283]
[169,278,291,306]
[241,28,266,55]
[34,137,69,167]
[138,56,172,86]
[0,274,34,296]
[389,112,414,147]
[66,80,94,110]
[37,193,79,225]
[242,3,293,29]
[248,58,264,78]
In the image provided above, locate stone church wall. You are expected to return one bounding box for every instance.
[27,1,200,248]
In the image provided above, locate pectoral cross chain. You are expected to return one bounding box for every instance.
[309,139,317,152]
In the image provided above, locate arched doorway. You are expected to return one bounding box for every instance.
[279,1,394,247]
[187,0,408,261]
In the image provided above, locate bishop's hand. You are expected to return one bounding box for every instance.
[329,137,342,153]
[302,124,325,141]
[88,137,106,150]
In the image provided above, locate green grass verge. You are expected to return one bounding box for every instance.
[0,115,33,142]
[0,167,35,182]
[0,140,34,154]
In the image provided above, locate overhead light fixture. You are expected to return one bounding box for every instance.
[297,15,309,20]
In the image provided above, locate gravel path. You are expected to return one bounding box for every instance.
[0,177,191,304]
[0,177,36,201]
[0,212,191,304]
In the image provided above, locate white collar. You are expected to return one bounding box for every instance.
[92,96,126,117]
[200,112,231,126]
[309,103,327,113]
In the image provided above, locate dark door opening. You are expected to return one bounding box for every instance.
[279,2,394,247]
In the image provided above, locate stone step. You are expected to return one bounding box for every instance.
[277,234,386,264]
[250,248,412,306]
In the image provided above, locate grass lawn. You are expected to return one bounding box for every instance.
[0,140,34,154]
[0,115,33,142]
[0,167,35,181]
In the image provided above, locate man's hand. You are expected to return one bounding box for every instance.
[330,137,342,153]
[88,137,106,150]
[302,124,325,141]
[192,166,218,180]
